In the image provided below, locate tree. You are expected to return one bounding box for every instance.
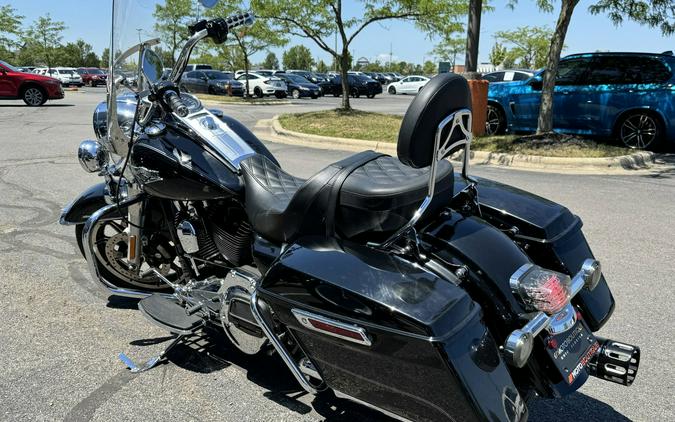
[261,51,279,69]
[431,35,465,70]
[55,39,99,67]
[254,0,466,110]
[282,45,314,70]
[24,14,66,70]
[316,59,329,73]
[101,48,110,68]
[488,42,507,67]
[422,60,436,75]
[509,0,675,134]
[493,26,554,69]
[153,0,195,67]
[0,4,23,60]
[206,1,286,96]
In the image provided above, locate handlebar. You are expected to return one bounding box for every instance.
[163,90,189,117]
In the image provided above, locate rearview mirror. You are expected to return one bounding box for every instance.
[529,77,543,90]
[141,49,164,85]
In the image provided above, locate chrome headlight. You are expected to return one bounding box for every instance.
[78,140,108,173]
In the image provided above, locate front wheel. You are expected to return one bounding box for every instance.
[485,104,506,136]
[617,111,663,150]
[388,86,396,95]
[75,221,181,292]
[22,86,47,106]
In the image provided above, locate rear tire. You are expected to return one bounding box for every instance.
[351,88,360,98]
[22,85,47,106]
[291,89,301,99]
[616,111,664,151]
[254,86,263,98]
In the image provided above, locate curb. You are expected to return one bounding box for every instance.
[266,115,658,173]
[200,98,292,107]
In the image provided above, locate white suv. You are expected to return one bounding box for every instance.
[34,67,83,86]
[236,72,287,98]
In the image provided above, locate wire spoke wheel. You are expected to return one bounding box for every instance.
[620,113,658,149]
[23,88,44,106]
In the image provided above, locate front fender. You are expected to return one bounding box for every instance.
[59,183,121,225]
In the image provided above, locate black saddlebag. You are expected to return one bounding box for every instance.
[456,175,615,331]
[258,237,526,422]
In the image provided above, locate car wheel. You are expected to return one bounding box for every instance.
[367,94,375,99]
[311,94,318,99]
[208,86,215,95]
[351,88,360,98]
[22,86,47,106]
[388,86,396,95]
[485,104,506,136]
[291,89,301,99]
[87,80,94,87]
[617,111,663,150]
[254,86,263,98]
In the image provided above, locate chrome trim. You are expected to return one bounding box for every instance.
[579,259,602,291]
[503,260,603,366]
[250,291,324,394]
[378,109,472,249]
[78,140,108,173]
[547,303,577,335]
[171,29,208,84]
[292,308,372,347]
[333,390,413,422]
[509,263,534,293]
[299,357,321,380]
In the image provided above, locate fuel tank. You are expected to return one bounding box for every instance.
[257,237,526,422]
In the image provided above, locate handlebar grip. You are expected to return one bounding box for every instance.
[224,12,255,30]
[205,12,255,44]
[164,91,189,117]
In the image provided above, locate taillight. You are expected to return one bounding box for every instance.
[510,264,571,315]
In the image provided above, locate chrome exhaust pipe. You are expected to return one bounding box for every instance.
[588,337,640,386]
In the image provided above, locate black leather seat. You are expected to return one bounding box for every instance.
[240,151,453,244]
[240,73,471,245]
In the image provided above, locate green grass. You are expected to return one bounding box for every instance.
[278,109,634,158]
[279,109,401,143]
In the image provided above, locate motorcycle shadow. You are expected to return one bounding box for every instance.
[528,393,631,421]
[139,326,400,421]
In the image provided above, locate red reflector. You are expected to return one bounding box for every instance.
[307,318,364,341]
[547,338,558,349]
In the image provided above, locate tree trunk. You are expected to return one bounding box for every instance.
[243,51,250,98]
[464,0,482,73]
[537,0,578,134]
[339,50,351,110]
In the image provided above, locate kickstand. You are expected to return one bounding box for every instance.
[119,334,185,373]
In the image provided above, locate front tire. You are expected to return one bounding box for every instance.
[22,86,47,106]
[75,222,179,292]
[617,111,664,150]
[485,104,506,136]
[388,86,396,95]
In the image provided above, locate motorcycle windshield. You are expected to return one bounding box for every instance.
[107,0,163,155]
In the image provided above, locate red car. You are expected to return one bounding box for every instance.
[0,60,64,106]
[76,67,108,87]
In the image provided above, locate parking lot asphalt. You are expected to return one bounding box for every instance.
[0,88,674,421]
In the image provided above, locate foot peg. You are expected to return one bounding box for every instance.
[588,337,640,386]
[119,334,185,373]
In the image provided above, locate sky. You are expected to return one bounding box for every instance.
[5,0,675,67]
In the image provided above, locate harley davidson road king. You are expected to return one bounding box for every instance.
[60,1,640,420]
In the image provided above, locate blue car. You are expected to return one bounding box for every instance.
[486,52,675,150]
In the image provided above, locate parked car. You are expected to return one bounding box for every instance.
[184,64,213,72]
[0,60,64,106]
[180,70,244,96]
[236,72,287,98]
[363,72,388,85]
[76,67,108,86]
[277,73,320,99]
[483,70,534,83]
[286,69,325,84]
[382,72,401,83]
[324,74,382,98]
[486,52,675,150]
[34,67,84,86]
[387,75,430,95]
[18,66,36,73]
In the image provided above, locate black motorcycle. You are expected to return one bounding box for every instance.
[60,5,640,422]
